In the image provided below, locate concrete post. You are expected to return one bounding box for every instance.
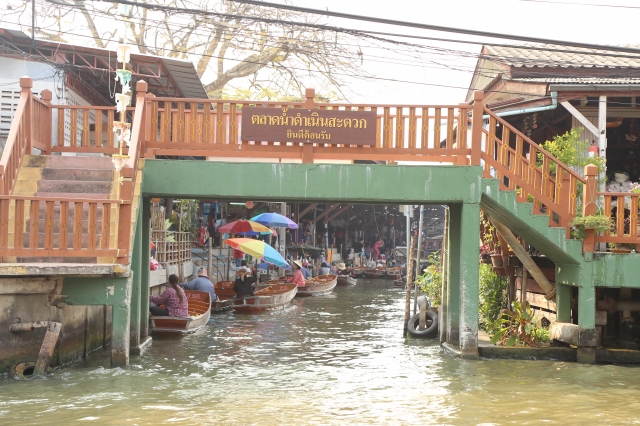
[446,204,461,344]
[111,277,132,367]
[458,202,480,358]
[140,197,151,342]
[577,284,597,364]
[129,200,142,350]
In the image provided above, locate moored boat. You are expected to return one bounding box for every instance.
[296,274,338,296]
[365,268,386,279]
[351,267,366,278]
[337,275,357,286]
[214,280,298,313]
[150,290,212,334]
[386,267,402,280]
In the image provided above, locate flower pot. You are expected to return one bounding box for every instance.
[611,248,632,254]
[490,254,504,268]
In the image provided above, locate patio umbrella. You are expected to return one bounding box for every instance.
[250,212,298,229]
[218,220,273,236]
[224,238,290,269]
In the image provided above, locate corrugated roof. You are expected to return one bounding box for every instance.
[486,44,640,68]
[510,77,640,84]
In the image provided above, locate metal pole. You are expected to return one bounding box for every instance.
[31,0,35,46]
[208,235,213,282]
[413,205,424,315]
[279,202,287,277]
[403,235,416,335]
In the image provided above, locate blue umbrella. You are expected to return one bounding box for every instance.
[250,212,298,229]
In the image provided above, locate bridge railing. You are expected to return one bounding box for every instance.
[143,89,478,163]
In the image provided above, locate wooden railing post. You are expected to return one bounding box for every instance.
[40,89,52,154]
[558,169,572,227]
[582,164,599,253]
[470,91,484,166]
[302,88,315,164]
[144,93,155,158]
[20,77,33,155]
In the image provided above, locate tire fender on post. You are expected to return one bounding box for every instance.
[407,310,438,338]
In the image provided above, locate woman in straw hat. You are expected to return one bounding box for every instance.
[289,260,306,287]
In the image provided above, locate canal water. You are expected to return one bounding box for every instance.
[2,279,640,425]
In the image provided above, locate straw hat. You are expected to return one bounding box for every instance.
[337,262,346,270]
[293,260,303,269]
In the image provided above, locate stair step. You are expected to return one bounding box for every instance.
[37,180,112,194]
[15,256,99,264]
[41,168,114,182]
[45,155,115,170]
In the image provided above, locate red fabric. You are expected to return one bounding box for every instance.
[233,249,244,259]
[291,269,306,286]
[150,286,189,317]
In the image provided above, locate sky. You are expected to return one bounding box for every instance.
[303,0,640,104]
[2,0,640,105]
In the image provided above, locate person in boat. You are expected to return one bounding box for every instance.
[149,274,189,317]
[238,259,253,275]
[289,260,306,287]
[337,262,351,276]
[301,260,312,279]
[233,266,255,298]
[373,239,384,260]
[180,267,217,302]
[318,261,331,276]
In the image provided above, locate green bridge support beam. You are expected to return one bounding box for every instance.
[129,198,142,351]
[140,197,151,343]
[446,204,462,345]
[457,202,480,358]
[63,276,132,367]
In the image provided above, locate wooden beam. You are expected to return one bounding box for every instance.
[560,101,599,137]
[298,203,317,218]
[312,204,340,223]
[537,113,562,135]
[490,217,556,300]
[325,204,353,223]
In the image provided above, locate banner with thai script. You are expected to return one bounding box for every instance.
[241,107,377,145]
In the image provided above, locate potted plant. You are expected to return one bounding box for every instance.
[609,242,635,253]
[480,214,503,266]
[569,215,613,240]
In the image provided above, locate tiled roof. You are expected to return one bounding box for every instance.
[486,44,640,68]
[510,77,640,84]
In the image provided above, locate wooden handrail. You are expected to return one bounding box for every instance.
[0,77,32,195]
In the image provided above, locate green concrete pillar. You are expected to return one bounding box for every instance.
[555,282,572,323]
[111,276,132,368]
[129,199,142,350]
[63,276,131,367]
[446,204,461,345]
[578,284,596,330]
[140,197,151,340]
[458,202,480,358]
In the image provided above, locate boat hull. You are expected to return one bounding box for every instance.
[365,269,386,279]
[150,290,211,334]
[211,299,233,313]
[296,274,337,296]
[337,276,357,286]
[231,283,298,313]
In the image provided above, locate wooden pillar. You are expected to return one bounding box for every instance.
[40,89,52,154]
[470,91,484,166]
[582,164,599,253]
[20,77,33,154]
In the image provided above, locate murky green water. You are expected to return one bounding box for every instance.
[2,279,640,425]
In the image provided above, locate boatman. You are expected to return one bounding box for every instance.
[180,267,217,302]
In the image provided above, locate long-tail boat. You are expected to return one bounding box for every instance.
[214,281,298,313]
[296,274,338,296]
[337,275,357,286]
[150,290,212,334]
[365,268,386,279]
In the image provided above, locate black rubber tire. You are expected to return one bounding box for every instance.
[407,310,438,338]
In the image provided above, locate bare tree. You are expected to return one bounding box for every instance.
[3,0,370,100]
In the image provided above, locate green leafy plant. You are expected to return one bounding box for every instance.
[163,219,176,242]
[569,215,613,240]
[490,301,544,347]
[416,252,442,306]
[538,128,607,179]
[479,263,509,336]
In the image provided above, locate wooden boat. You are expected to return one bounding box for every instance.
[233,284,298,313]
[386,267,403,280]
[365,268,386,279]
[150,290,211,334]
[211,299,233,313]
[351,267,366,278]
[296,274,338,296]
[337,275,357,286]
[214,281,298,312]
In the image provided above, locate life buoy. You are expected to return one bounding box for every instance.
[407,310,438,338]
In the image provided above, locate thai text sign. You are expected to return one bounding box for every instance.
[241,107,376,145]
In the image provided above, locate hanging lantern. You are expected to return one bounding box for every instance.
[245,201,255,209]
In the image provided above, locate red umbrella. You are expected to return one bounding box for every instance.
[218,220,273,236]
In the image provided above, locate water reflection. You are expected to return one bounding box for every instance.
[2,280,640,424]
